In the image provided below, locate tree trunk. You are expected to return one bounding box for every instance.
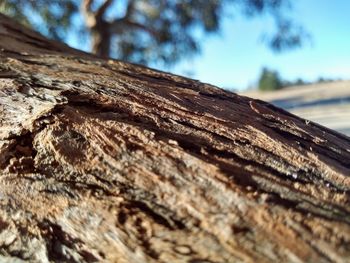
[0,14,350,263]
[90,20,111,59]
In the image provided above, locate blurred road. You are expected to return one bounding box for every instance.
[240,81,350,137]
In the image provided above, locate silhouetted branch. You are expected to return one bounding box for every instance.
[96,0,113,20]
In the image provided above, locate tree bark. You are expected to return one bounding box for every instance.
[0,14,350,263]
[91,20,111,58]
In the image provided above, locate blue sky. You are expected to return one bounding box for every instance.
[170,0,350,90]
[66,0,350,91]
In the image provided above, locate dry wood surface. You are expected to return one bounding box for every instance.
[0,14,350,263]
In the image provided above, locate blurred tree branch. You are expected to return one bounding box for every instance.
[2,0,309,65]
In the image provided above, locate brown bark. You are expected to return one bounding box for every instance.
[91,21,111,58]
[0,14,350,263]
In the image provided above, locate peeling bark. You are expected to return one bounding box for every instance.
[0,14,350,263]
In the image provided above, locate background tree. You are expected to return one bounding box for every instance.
[0,0,308,65]
[258,67,283,91]
[295,78,306,86]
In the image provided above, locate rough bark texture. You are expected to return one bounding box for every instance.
[0,14,350,263]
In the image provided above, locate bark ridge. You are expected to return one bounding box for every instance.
[0,14,350,263]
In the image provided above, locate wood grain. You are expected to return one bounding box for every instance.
[0,14,349,263]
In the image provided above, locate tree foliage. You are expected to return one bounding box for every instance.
[258,67,282,91]
[0,0,307,65]
[0,0,79,40]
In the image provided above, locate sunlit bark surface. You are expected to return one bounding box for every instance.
[0,14,350,263]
